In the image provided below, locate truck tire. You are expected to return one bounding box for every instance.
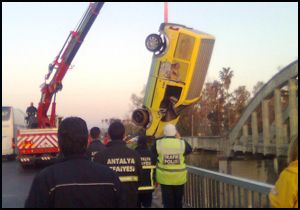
[20,163,30,169]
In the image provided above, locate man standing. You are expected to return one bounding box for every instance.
[94,121,142,208]
[87,127,107,161]
[25,117,122,208]
[26,102,37,118]
[26,102,38,128]
[151,124,192,208]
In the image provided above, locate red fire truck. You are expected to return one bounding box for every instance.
[17,2,104,167]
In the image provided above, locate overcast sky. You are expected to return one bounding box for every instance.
[2,2,298,128]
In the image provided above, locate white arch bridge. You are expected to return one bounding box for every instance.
[185,60,298,157]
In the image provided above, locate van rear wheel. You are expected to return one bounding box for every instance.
[21,163,29,169]
[132,109,149,127]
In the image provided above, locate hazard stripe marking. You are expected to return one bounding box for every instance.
[33,135,46,148]
[46,135,58,147]
[17,133,58,149]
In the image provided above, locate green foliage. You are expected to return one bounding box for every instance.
[130,86,146,111]
[178,67,251,136]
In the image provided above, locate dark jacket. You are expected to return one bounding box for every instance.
[135,145,156,193]
[87,139,107,161]
[25,155,122,208]
[26,106,37,116]
[94,140,142,208]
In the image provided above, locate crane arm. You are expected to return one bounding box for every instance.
[37,2,104,128]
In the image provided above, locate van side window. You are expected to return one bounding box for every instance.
[13,109,26,126]
[2,107,11,121]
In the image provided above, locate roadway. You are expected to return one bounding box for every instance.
[2,160,48,208]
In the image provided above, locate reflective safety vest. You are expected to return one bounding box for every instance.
[138,165,156,191]
[156,137,187,185]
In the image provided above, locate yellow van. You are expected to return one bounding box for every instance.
[132,23,215,138]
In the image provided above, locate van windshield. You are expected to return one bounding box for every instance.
[2,107,11,121]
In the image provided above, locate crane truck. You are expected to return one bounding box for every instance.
[17,2,104,167]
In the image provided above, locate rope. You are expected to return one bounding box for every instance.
[164,2,168,23]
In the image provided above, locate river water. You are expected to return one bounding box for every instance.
[185,150,288,185]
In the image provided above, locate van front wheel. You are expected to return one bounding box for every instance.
[145,34,163,52]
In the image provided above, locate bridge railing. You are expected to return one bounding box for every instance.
[183,165,274,208]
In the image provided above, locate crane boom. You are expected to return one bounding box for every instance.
[37,2,104,128]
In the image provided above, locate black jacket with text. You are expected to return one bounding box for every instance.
[86,139,107,161]
[94,140,142,208]
[135,145,156,193]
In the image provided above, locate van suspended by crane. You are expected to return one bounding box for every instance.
[132,23,215,138]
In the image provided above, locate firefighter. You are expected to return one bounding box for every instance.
[94,121,142,208]
[135,135,156,208]
[151,124,192,208]
[87,127,107,161]
[25,117,122,208]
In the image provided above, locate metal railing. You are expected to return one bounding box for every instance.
[183,165,274,208]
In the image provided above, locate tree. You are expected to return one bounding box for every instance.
[177,106,194,136]
[197,80,225,135]
[130,86,145,111]
[219,67,234,132]
[219,67,234,92]
[252,81,264,96]
[231,86,250,123]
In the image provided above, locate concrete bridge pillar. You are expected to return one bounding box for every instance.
[289,79,298,140]
[274,89,286,156]
[242,125,248,153]
[251,112,258,154]
[262,100,271,155]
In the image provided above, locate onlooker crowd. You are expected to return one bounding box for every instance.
[25,116,298,208]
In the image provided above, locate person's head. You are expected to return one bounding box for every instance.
[108,121,125,141]
[30,102,34,106]
[90,127,101,139]
[164,124,177,137]
[137,135,148,147]
[288,135,298,164]
[58,117,88,156]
